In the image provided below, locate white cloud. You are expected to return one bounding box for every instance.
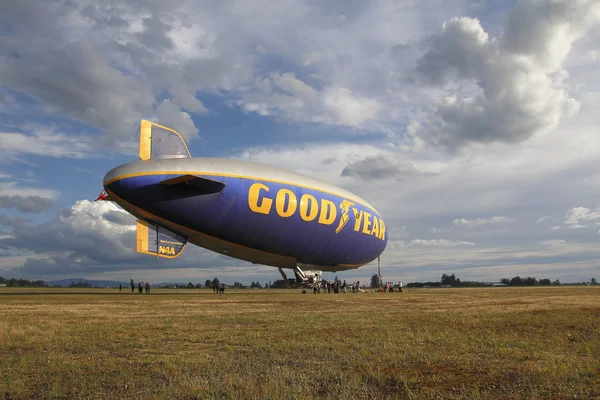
[408,0,600,151]
[271,72,318,99]
[322,87,381,127]
[453,216,510,226]
[154,100,199,140]
[0,199,243,279]
[0,181,57,200]
[537,216,551,223]
[0,125,99,161]
[551,225,560,231]
[564,205,600,226]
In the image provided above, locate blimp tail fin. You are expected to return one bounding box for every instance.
[136,220,188,259]
[139,119,191,161]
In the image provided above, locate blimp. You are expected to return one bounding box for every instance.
[100,120,387,283]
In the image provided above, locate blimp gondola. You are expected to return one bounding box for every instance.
[100,120,387,282]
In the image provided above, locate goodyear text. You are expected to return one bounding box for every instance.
[247,183,385,240]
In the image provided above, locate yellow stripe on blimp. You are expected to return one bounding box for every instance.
[104,171,382,217]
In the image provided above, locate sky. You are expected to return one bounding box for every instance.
[1,0,600,285]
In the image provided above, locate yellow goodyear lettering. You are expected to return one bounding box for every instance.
[159,245,175,255]
[299,194,318,222]
[353,208,363,231]
[248,183,272,214]
[246,183,385,240]
[378,218,386,240]
[276,189,297,217]
[318,199,337,225]
[370,216,379,238]
[362,211,372,234]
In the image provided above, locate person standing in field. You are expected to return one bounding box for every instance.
[130,279,135,293]
[145,282,150,294]
[119,284,122,293]
[138,282,143,294]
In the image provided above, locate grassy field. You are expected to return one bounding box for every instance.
[0,286,598,399]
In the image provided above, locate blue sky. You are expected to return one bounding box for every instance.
[1,0,600,285]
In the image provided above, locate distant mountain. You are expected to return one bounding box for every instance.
[47,278,130,288]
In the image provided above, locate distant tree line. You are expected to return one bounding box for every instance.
[171,278,270,289]
[402,274,599,288]
[69,280,93,288]
[499,277,560,286]
[0,276,47,287]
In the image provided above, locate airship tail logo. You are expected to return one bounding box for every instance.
[335,200,355,234]
[136,220,187,259]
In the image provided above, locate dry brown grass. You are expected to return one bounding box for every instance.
[0,286,599,399]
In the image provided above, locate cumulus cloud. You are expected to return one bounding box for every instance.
[564,205,600,228]
[103,210,137,226]
[1,200,135,257]
[322,87,381,126]
[0,199,233,278]
[154,100,199,140]
[0,195,52,213]
[536,216,551,223]
[409,0,600,151]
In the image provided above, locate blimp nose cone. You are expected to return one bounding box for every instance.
[103,166,119,187]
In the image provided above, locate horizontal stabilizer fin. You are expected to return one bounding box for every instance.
[159,175,226,194]
[136,220,187,259]
[139,119,191,161]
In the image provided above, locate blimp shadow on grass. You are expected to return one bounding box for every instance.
[101,120,387,282]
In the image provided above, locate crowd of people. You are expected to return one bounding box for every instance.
[312,280,361,294]
[118,279,402,294]
[118,280,151,293]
